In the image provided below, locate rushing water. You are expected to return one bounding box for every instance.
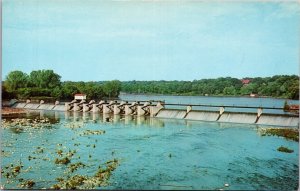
[1,110,298,190]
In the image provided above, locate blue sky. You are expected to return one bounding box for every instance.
[3,0,300,81]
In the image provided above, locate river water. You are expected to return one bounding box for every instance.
[1,109,298,190]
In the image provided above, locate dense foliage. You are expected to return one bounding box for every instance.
[121,75,299,99]
[2,70,299,100]
[2,70,121,100]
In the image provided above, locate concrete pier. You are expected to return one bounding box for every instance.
[114,101,126,115]
[137,102,150,116]
[149,102,164,117]
[125,102,138,115]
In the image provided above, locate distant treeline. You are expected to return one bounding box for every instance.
[2,70,299,101]
[121,75,299,99]
[2,70,121,100]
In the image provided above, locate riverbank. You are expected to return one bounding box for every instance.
[1,107,27,115]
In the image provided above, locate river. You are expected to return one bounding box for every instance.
[1,109,298,190]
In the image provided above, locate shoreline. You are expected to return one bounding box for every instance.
[1,107,27,115]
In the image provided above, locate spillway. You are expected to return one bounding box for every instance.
[52,105,65,111]
[218,112,257,124]
[12,103,27,108]
[38,104,55,110]
[156,109,186,119]
[12,103,65,111]
[24,103,40,109]
[185,111,219,121]
[257,114,299,127]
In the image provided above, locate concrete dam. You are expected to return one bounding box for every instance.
[10,99,299,127]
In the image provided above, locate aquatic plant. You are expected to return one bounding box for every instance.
[68,162,86,173]
[79,129,105,136]
[64,121,85,129]
[260,128,298,142]
[55,157,71,165]
[56,149,63,156]
[1,118,52,129]
[51,159,119,189]
[19,180,35,188]
[33,147,44,154]
[277,146,294,153]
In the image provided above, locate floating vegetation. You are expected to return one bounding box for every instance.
[79,129,105,136]
[51,158,119,189]
[277,146,294,153]
[1,163,24,179]
[64,121,85,129]
[9,127,24,134]
[260,128,299,142]
[19,180,35,188]
[54,149,76,165]
[2,150,11,157]
[33,147,44,154]
[55,157,71,165]
[68,162,86,173]
[1,118,52,129]
[56,149,63,156]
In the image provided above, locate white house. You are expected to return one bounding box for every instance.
[74,94,86,100]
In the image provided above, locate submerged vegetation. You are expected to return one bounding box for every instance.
[277,146,294,153]
[1,118,53,130]
[79,129,106,136]
[260,128,299,142]
[51,159,119,189]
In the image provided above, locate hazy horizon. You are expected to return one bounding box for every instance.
[3,0,300,81]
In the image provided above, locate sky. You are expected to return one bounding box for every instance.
[2,0,300,81]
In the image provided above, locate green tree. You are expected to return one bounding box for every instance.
[29,70,61,89]
[223,86,237,95]
[103,80,121,98]
[5,70,29,91]
[51,86,63,99]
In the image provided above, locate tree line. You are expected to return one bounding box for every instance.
[2,70,121,100]
[2,70,299,100]
[121,75,299,99]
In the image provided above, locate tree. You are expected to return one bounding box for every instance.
[223,86,237,95]
[29,70,61,89]
[51,87,63,99]
[103,80,121,98]
[5,70,29,91]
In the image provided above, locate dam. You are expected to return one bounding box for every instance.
[9,99,299,127]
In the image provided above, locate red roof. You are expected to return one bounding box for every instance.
[74,94,86,96]
[289,105,299,110]
[241,79,251,84]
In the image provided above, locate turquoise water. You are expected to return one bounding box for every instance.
[1,111,299,190]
